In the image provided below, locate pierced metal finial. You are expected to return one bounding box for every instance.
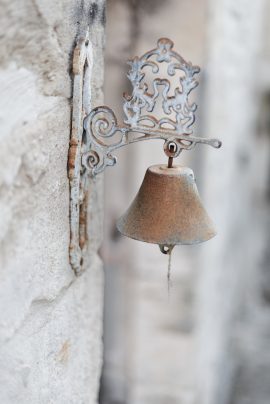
[82,38,221,176]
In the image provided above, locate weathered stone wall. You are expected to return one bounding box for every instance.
[0,1,105,403]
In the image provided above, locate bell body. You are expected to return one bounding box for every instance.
[117,164,216,248]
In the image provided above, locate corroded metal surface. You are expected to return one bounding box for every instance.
[117,165,216,251]
[68,32,93,274]
[83,38,221,176]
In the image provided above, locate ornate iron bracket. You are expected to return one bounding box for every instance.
[68,35,222,273]
[82,38,221,176]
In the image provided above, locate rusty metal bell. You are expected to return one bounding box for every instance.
[116,165,216,254]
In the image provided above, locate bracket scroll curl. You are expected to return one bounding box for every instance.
[83,38,221,176]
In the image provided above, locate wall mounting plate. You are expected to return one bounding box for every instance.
[68,32,93,274]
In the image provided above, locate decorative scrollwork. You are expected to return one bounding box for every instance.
[123,38,200,133]
[82,38,222,176]
[83,107,128,175]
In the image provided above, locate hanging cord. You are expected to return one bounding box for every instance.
[167,247,173,297]
[159,244,175,297]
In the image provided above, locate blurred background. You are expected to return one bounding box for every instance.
[99,1,270,404]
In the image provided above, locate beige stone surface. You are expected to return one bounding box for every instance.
[0,1,105,402]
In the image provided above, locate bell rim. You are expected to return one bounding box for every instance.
[116,220,217,246]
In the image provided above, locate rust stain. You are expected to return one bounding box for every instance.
[68,138,79,179]
[79,193,88,250]
[57,340,70,364]
[73,40,84,75]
